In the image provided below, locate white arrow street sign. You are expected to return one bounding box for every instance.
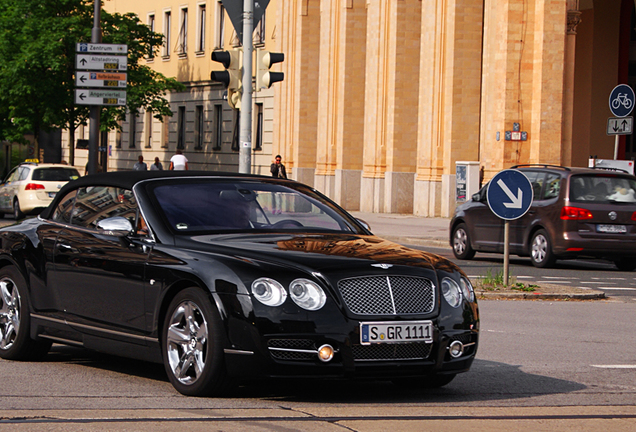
[75,89,127,106]
[76,54,128,71]
[76,71,127,88]
[497,179,523,209]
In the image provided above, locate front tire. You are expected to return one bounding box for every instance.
[0,266,51,360]
[614,258,636,272]
[162,288,230,396]
[530,229,556,268]
[452,223,476,260]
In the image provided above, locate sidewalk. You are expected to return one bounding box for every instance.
[348,211,450,248]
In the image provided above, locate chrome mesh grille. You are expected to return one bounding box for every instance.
[268,339,315,361]
[352,343,432,361]
[338,276,435,315]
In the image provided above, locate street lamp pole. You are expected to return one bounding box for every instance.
[238,0,253,174]
[87,0,102,175]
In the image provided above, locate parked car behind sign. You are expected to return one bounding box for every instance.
[450,164,636,270]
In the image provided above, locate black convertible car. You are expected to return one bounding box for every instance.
[0,171,479,396]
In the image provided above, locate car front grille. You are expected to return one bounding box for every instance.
[352,342,432,361]
[338,276,435,315]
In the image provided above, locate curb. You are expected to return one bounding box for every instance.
[476,291,606,300]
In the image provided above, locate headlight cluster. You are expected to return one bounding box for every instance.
[441,278,462,308]
[460,277,475,302]
[441,277,476,307]
[251,277,326,311]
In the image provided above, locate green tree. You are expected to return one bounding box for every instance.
[0,0,183,146]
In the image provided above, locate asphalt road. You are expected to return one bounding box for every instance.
[418,245,636,302]
[1,301,635,430]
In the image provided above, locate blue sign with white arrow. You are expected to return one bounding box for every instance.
[487,169,533,220]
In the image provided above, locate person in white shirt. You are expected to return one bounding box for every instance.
[169,149,188,170]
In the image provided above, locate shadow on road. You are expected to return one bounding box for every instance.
[42,347,586,402]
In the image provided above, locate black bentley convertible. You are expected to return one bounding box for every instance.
[0,171,479,396]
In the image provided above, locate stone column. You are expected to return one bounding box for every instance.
[274,0,321,185]
[562,1,581,166]
[362,0,421,213]
[315,0,367,209]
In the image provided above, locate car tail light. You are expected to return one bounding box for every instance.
[560,206,593,220]
[631,212,636,221]
[25,183,45,190]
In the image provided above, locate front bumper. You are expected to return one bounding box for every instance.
[221,314,478,380]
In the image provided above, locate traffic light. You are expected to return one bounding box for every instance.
[211,48,242,109]
[255,49,284,91]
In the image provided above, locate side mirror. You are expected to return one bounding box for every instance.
[96,216,134,235]
[357,218,371,231]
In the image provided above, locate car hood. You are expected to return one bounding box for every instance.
[181,232,460,274]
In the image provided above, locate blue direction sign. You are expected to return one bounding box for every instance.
[487,169,533,220]
[609,84,635,117]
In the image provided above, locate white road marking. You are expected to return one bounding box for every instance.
[542,276,579,279]
[591,365,636,369]
[597,287,636,291]
[537,280,572,284]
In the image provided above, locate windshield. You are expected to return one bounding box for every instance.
[569,174,636,203]
[149,180,365,234]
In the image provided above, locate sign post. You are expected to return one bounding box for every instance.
[609,84,635,160]
[486,170,534,285]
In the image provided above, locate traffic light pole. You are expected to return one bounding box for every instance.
[238,0,253,174]
[87,0,101,175]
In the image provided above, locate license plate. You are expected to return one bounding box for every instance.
[597,224,627,233]
[48,192,56,198]
[360,321,433,345]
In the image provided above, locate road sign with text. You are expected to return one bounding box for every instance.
[76,54,128,71]
[75,89,126,106]
[76,43,128,54]
[75,71,127,88]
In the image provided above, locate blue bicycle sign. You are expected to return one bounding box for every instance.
[609,84,635,117]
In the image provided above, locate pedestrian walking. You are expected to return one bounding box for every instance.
[150,157,163,171]
[169,149,188,170]
[133,155,147,171]
[270,155,287,214]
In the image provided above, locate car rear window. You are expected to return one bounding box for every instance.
[32,168,80,181]
[569,174,636,203]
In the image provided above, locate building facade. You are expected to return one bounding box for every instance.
[64,0,636,216]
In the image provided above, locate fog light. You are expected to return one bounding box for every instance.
[449,340,464,358]
[317,344,334,362]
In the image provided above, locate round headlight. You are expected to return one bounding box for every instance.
[460,277,475,302]
[289,279,326,311]
[441,277,462,308]
[251,278,287,307]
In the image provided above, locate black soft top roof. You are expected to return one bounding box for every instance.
[39,170,277,219]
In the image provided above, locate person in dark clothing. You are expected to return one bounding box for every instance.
[270,155,287,179]
[270,155,287,214]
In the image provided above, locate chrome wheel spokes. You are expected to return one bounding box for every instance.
[0,280,20,350]
[454,229,467,255]
[166,300,208,385]
[532,235,547,263]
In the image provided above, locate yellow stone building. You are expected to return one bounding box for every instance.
[66,0,636,217]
